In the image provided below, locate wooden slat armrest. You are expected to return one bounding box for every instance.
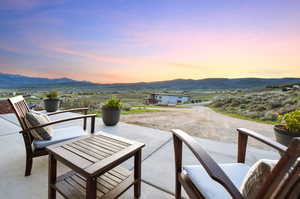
[47,108,89,116]
[237,128,287,163]
[20,114,96,134]
[237,128,287,152]
[172,129,243,199]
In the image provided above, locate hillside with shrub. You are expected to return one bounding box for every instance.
[210,89,300,123]
[1,73,300,90]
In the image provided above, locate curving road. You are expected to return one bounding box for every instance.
[121,104,275,149]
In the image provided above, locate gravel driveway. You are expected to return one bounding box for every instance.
[121,105,275,149]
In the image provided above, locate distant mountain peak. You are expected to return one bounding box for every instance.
[0,72,299,90]
[0,72,83,87]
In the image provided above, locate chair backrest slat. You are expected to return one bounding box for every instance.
[8,96,36,156]
[286,177,300,199]
[8,96,30,130]
[278,162,300,199]
[257,138,300,199]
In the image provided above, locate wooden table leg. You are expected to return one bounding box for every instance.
[48,154,57,199]
[134,150,142,198]
[86,177,97,199]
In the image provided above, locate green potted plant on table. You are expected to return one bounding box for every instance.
[44,91,60,112]
[102,96,122,126]
[274,110,300,146]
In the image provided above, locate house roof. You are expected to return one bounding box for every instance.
[151,93,190,97]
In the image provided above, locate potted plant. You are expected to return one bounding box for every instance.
[44,91,60,112]
[102,96,122,126]
[274,110,300,146]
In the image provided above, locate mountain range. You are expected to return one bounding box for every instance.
[0,73,299,90]
[0,73,93,88]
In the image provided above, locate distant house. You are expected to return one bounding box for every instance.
[146,93,190,105]
[282,87,292,91]
[293,85,300,89]
[29,95,40,100]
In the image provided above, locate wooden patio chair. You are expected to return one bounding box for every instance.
[8,95,96,176]
[172,128,300,199]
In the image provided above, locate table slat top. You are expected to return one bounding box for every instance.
[46,131,145,177]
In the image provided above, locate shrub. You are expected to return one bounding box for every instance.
[102,96,122,109]
[243,111,261,119]
[283,98,297,106]
[230,100,240,106]
[254,105,267,111]
[211,100,225,107]
[61,97,99,109]
[263,111,278,121]
[210,90,299,122]
[279,104,298,114]
[122,104,132,111]
[240,104,246,109]
[278,110,300,132]
[46,91,59,99]
[268,100,282,108]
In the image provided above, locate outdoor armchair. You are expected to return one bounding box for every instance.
[8,95,96,176]
[172,128,300,199]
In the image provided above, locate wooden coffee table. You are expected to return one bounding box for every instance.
[46,131,145,199]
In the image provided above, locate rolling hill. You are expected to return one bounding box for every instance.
[0,73,299,90]
[0,73,93,88]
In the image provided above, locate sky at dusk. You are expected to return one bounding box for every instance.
[0,0,300,83]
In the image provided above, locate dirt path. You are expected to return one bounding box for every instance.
[121,105,275,149]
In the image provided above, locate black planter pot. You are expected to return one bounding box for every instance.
[102,107,120,126]
[44,99,60,112]
[274,125,300,146]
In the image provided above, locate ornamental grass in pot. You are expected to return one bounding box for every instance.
[274,110,300,146]
[44,91,60,112]
[102,97,122,126]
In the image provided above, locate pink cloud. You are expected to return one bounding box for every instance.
[129,26,300,66]
[47,46,164,66]
[2,15,300,83]
[0,45,22,54]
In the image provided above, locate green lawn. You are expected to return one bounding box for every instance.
[89,108,166,117]
[122,108,166,115]
[133,104,191,108]
[207,105,279,125]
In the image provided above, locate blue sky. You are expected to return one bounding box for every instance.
[0,0,299,83]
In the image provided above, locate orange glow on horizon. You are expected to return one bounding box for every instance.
[1,1,300,83]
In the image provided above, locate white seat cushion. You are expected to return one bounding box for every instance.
[183,163,250,199]
[33,126,87,149]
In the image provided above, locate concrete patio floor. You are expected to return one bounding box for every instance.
[0,112,280,199]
